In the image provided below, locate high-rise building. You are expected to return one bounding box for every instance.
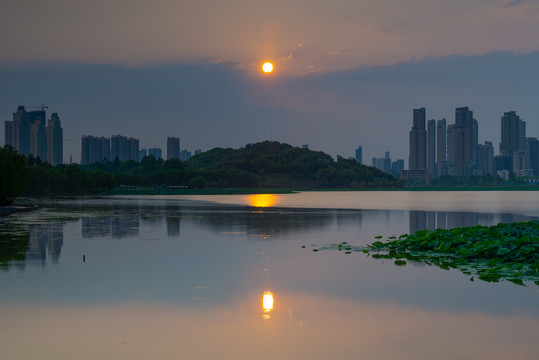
[167,137,180,160]
[454,107,478,176]
[372,157,385,171]
[384,151,391,173]
[4,106,63,164]
[28,110,47,161]
[478,141,494,175]
[139,149,147,161]
[500,111,526,171]
[436,118,446,177]
[525,137,538,176]
[427,119,436,178]
[409,107,426,171]
[5,106,30,155]
[46,113,63,165]
[391,159,404,178]
[513,150,526,176]
[148,147,162,159]
[81,135,110,165]
[447,124,456,167]
[111,135,139,162]
[355,146,362,164]
[180,150,192,161]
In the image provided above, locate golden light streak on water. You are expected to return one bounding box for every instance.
[248,194,279,207]
[262,291,274,319]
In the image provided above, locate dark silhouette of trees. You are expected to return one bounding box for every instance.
[0,146,29,204]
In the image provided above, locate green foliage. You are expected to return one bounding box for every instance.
[22,141,401,195]
[26,163,117,195]
[310,220,539,285]
[429,174,502,187]
[187,141,400,189]
[0,146,29,204]
[189,176,208,189]
[0,223,29,269]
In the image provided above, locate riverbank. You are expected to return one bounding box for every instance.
[98,184,539,196]
[0,204,39,216]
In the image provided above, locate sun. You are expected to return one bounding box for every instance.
[262,62,274,73]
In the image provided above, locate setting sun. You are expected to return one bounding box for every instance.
[262,62,274,73]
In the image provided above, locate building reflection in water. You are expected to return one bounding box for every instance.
[26,223,63,266]
[82,215,140,239]
[262,291,274,320]
[166,215,181,238]
[410,211,536,234]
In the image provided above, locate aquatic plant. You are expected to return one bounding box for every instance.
[310,221,539,286]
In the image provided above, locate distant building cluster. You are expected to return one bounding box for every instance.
[406,107,539,181]
[80,135,198,164]
[81,135,139,164]
[4,105,63,165]
[370,151,405,179]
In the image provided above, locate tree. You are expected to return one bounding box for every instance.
[189,176,208,189]
[0,146,29,205]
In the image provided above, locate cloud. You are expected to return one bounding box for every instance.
[278,54,294,62]
[1,51,539,164]
[204,57,232,65]
[329,50,353,57]
[501,0,539,7]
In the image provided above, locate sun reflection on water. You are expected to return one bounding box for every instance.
[262,291,274,319]
[248,194,279,207]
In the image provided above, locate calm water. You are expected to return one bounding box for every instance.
[1,191,538,359]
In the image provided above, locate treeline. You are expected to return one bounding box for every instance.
[429,174,502,187]
[1,141,403,202]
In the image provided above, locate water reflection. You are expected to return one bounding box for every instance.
[1,292,537,360]
[247,194,280,207]
[82,215,139,239]
[262,291,274,319]
[27,223,63,266]
[0,223,63,270]
[2,200,538,272]
[409,211,536,233]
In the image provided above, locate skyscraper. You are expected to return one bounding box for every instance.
[148,147,162,159]
[525,137,538,176]
[46,113,63,165]
[355,146,362,164]
[167,137,180,160]
[436,118,446,177]
[447,124,456,166]
[5,106,30,155]
[478,141,494,175]
[4,105,63,164]
[454,107,478,176]
[81,135,109,165]
[111,135,139,162]
[28,110,47,161]
[427,119,436,178]
[500,111,526,171]
[409,107,426,171]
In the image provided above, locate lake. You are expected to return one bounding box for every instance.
[1,191,538,359]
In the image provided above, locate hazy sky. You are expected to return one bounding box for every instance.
[1,0,539,163]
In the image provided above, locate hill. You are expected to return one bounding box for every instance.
[186,141,401,188]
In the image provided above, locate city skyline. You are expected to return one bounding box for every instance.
[1,1,539,165]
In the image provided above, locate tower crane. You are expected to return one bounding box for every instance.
[26,104,49,111]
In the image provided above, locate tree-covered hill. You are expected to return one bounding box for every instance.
[186,141,400,188]
[5,141,401,199]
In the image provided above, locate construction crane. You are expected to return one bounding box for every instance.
[26,104,49,111]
